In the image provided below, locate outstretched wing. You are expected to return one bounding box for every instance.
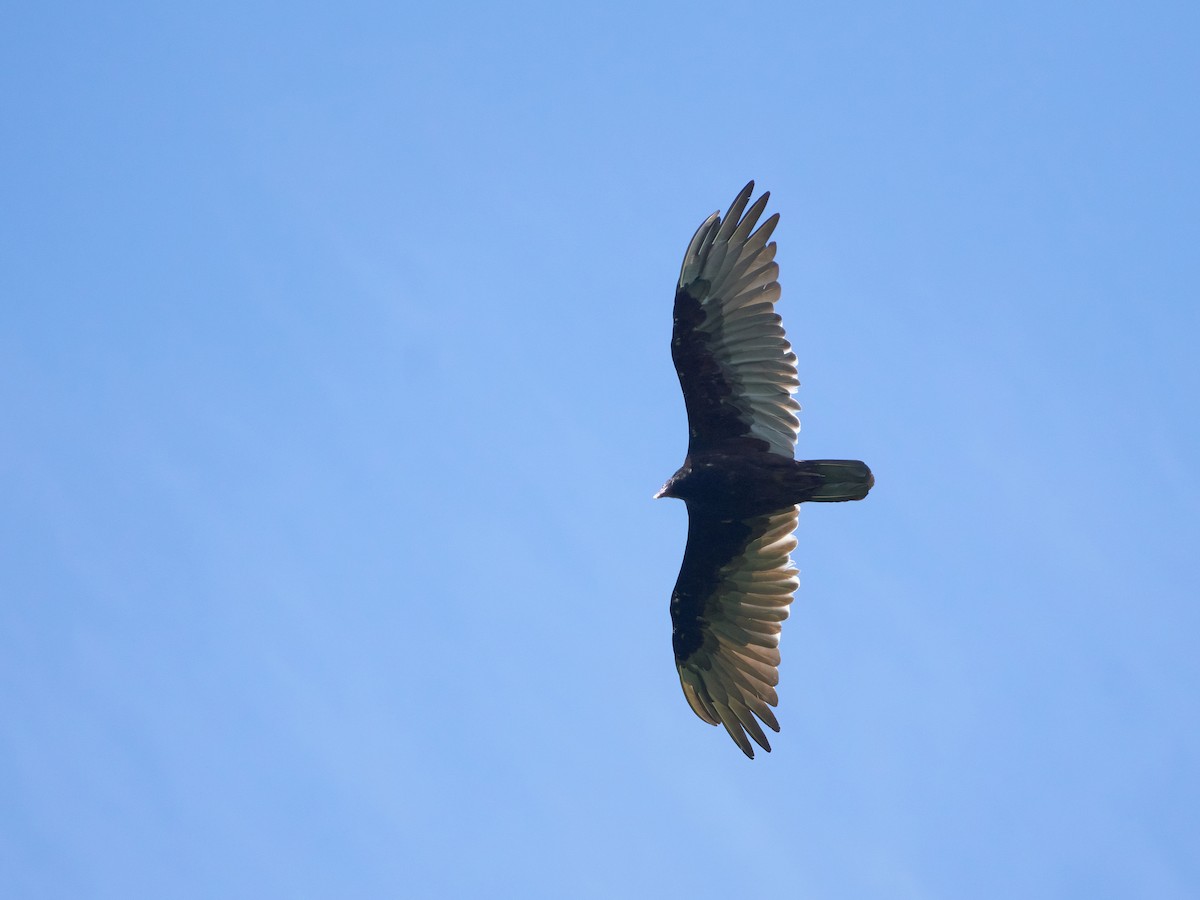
[671,507,800,758]
[671,181,800,458]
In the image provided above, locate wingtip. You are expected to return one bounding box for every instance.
[740,180,768,206]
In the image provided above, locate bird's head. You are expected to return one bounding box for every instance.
[653,465,689,500]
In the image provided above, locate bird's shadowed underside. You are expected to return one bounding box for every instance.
[658,182,873,758]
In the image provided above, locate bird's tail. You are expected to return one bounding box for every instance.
[798,460,874,502]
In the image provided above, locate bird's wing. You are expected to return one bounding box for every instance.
[671,506,799,758]
[672,181,800,458]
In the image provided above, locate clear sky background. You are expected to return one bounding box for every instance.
[3,3,1198,897]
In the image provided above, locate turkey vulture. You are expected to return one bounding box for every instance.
[656,182,873,758]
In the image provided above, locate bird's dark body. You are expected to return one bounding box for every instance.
[660,452,828,520]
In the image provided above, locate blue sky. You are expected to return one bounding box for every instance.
[3,2,1198,897]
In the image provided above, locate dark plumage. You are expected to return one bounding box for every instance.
[656,182,874,758]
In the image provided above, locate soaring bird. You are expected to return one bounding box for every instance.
[656,182,873,758]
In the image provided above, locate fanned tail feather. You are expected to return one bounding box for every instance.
[799,460,874,501]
